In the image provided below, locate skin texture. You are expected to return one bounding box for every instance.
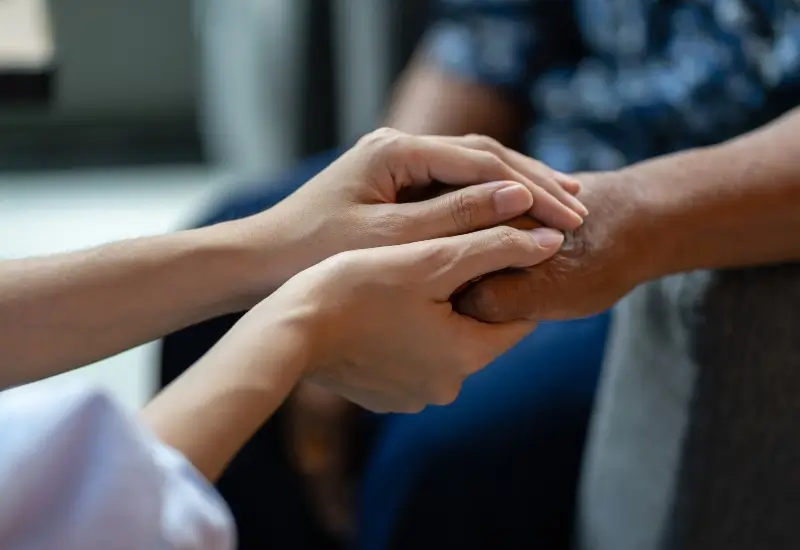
[454,172,647,321]
[458,107,800,323]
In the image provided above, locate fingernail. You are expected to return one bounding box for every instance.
[529,228,564,249]
[493,184,532,216]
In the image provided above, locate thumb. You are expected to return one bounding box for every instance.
[450,317,539,378]
[472,319,539,364]
[396,181,534,240]
[425,225,564,299]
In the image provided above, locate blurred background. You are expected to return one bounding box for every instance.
[0,0,430,408]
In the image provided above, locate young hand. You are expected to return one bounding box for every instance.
[246,224,565,413]
[233,129,585,296]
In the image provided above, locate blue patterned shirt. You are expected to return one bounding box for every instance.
[426,0,800,172]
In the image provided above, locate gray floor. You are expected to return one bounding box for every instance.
[0,166,233,408]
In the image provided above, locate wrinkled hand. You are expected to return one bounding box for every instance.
[261,224,564,413]
[455,172,653,322]
[240,129,585,289]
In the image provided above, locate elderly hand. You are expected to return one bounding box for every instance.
[237,129,585,292]
[454,172,655,322]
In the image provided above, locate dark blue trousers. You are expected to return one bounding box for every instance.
[160,150,609,550]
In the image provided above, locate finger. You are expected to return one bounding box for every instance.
[467,319,539,366]
[483,318,539,350]
[505,152,586,210]
[354,391,426,414]
[421,226,564,299]
[434,135,589,219]
[445,134,585,199]
[446,316,538,377]
[555,172,582,195]
[386,134,584,230]
[395,180,534,240]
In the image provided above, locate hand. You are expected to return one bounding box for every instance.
[235,130,582,536]
[257,224,565,413]
[238,129,586,291]
[454,172,655,322]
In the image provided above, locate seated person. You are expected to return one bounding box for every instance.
[164,1,800,549]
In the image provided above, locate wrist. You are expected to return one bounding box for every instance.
[611,146,733,278]
[179,223,266,313]
[226,206,338,305]
[196,209,318,311]
[144,308,313,481]
[575,170,666,286]
[241,295,322,381]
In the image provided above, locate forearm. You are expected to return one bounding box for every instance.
[616,107,800,279]
[0,221,266,387]
[385,57,523,144]
[141,310,310,481]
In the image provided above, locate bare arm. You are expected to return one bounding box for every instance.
[0,131,577,387]
[386,55,524,144]
[624,106,800,278]
[0,223,266,387]
[141,306,309,481]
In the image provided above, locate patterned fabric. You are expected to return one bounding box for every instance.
[427,0,800,172]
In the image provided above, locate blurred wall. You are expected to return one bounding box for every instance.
[198,0,306,177]
[0,0,200,170]
[1,0,433,172]
[49,0,196,122]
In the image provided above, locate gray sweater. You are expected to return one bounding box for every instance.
[577,265,800,549]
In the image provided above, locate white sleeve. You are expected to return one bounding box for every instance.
[0,383,235,550]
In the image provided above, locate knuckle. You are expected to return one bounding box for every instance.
[493,226,525,248]
[326,249,359,269]
[475,150,508,180]
[419,242,453,268]
[478,150,504,170]
[360,126,398,144]
[448,191,481,231]
[466,133,503,154]
[319,251,358,281]
[323,249,381,285]
[369,208,415,244]
[359,127,405,155]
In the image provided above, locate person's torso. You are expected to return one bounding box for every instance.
[527,0,800,172]
[523,3,800,549]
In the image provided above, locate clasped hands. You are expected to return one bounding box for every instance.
[208,128,651,536]
[224,128,644,413]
